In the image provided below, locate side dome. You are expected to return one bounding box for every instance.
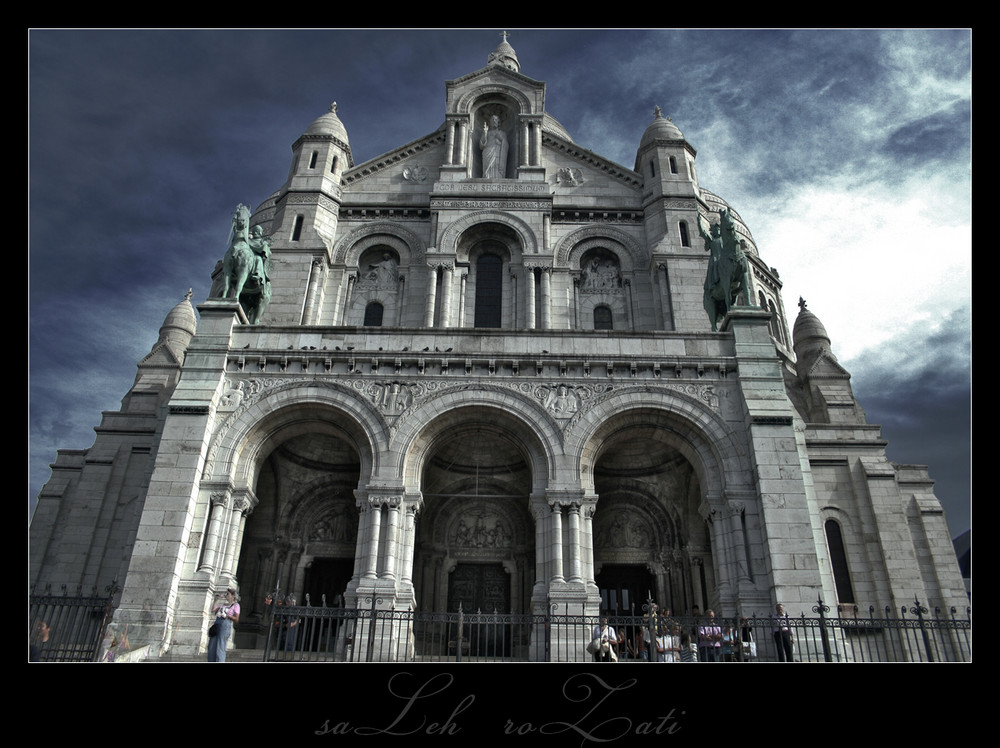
[792,298,835,364]
[305,101,349,144]
[639,106,685,150]
[155,290,198,359]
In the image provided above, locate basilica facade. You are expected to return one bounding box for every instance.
[30,37,966,659]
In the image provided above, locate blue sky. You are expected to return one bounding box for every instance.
[28,29,971,539]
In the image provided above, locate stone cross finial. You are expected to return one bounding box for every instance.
[501,30,509,43]
[654,105,663,119]
[185,288,193,301]
[798,296,807,310]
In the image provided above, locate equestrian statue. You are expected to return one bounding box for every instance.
[701,207,754,331]
[220,203,272,324]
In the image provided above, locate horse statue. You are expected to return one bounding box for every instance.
[221,203,272,324]
[701,208,753,331]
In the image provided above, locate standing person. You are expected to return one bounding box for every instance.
[662,624,682,662]
[739,617,756,661]
[208,587,240,662]
[697,609,723,662]
[772,603,795,662]
[29,621,51,662]
[592,615,618,662]
[282,594,300,652]
[721,625,736,662]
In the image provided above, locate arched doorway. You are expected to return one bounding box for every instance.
[234,430,362,647]
[590,420,714,618]
[412,423,535,614]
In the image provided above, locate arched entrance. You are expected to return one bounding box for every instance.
[588,416,716,618]
[234,430,362,647]
[412,422,535,615]
[413,407,535,613]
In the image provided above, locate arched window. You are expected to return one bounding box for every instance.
[474,253,503,328]
[679,221,690,247]
[825,519,855,604]
[669,156,678,174]
[649,161,655,177]
[291,215,304,242]
[331,156,339,174]
[594,305,613,330]
[363,302,384,327]
[308,151,318,169]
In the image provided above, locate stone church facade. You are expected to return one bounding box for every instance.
[30,37,966,659]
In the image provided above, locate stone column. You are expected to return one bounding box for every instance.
[657,263,674,330]
[221,492,252,577]
[342,272,356,325]
[572,276,582,330]
[624,278,634,330]
[363,502,381,580]
[458,272,468,327]
[396,275,406,326]
[520,119,530,167]
[566,503,583,583]
[445,120,456,165]
[524,265,536,329]
[400,502,419,585]
[531,499,548,601]
[424,265,438,327]
[540,267,552,329]
[198,490,230,573]
[440,264,454,328]
[378,495,402,582]
[301,258,325,325]
[581,500,598,587]
[728,501,752,583]
[708,509,732,600]
[456,120,468,167]
[550,505,564,583]
[533,122,542,166]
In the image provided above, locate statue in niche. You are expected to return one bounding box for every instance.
[479,114,508,179]
[581,257,621,292]
[219,203,273,324]
[363,252,398,288]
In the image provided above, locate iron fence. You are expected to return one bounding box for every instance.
[261,596,971,663]
[28,582,119,662]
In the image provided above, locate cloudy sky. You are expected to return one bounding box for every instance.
[28,29,971,540]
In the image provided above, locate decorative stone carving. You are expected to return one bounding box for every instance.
[452,511,511,549]
[556,167,583,186]
[357,252,398,290]
[219,380,245,409]
[594,509,655,551]
[402,165,428,182]
[309,506,358,544]
[367,381,414,414]
[580,257,622,293]
[540,384,582,417]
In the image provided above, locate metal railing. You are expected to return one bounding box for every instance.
[28,582,119,662]
[261,596,971,663]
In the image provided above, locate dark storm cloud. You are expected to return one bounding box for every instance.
[845,306,971,537]
[882,101,971,163]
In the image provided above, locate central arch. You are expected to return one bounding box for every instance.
[404,404,550,616]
